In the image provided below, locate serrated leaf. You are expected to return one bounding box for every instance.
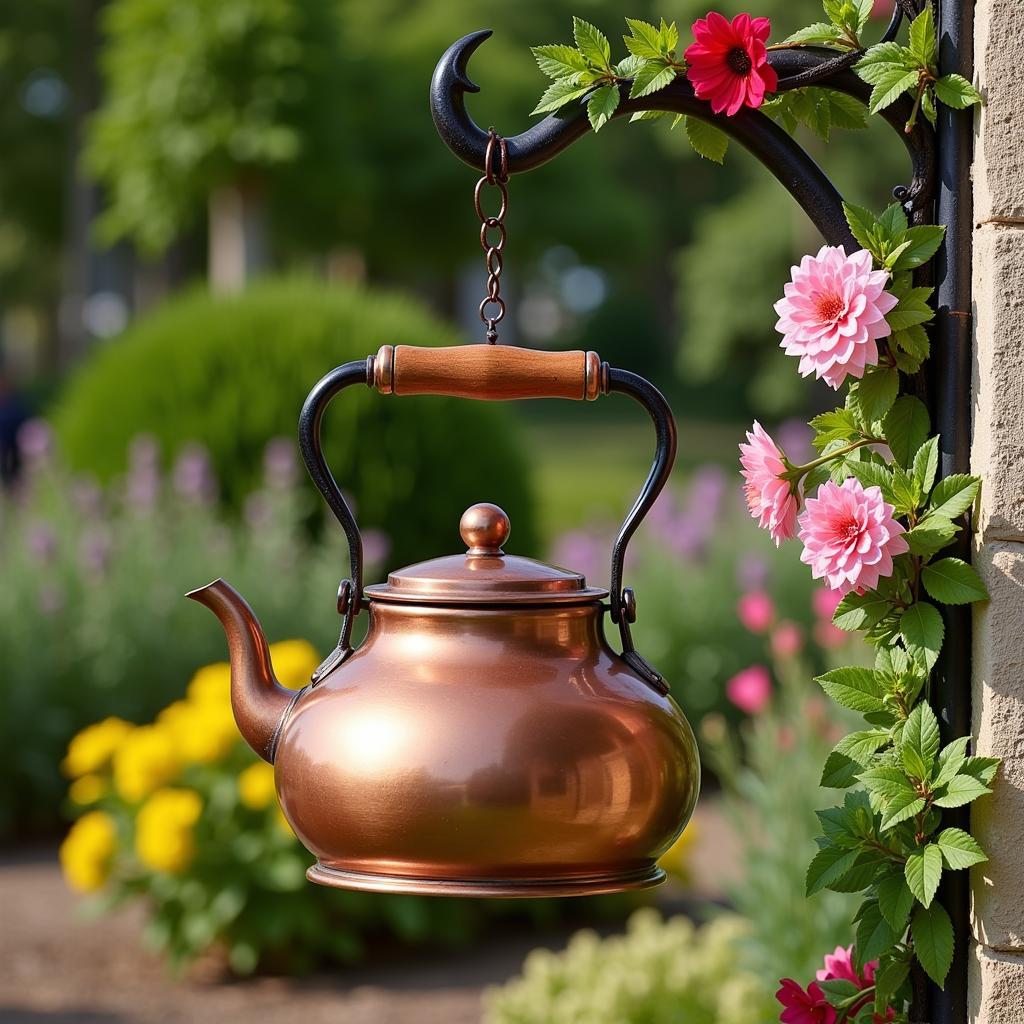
[881,792,927,830]
[869,69,920,114]
[838,728,892,765]
[615,55,646,78]
[901,601,945,670]
[629,60,676,99]
[684,117,729,163]
[658,18,679,53]
[878,202,909,241]
[891,324,930,367]
[586,84,620,132]
[857,367,899,424]
[573,17,611,68]
[908,6,937,66]
[817,666,887,714]
[833,591,893,632]
[922,558,989,605]
[904,516,957,557]
[531,44,588,80]
[846,459,895,499]
[826,89,869,130]
[883,396,930,467]
[810,407,859,449]
[934,73,984,109]
[821,750,862,789]
[933,736,970,787]
[933,773,991,808]
[856,41,914,80]
[912,435,939,495]
[532,78,593,115]
[818,978,861,1008]
[784,22,845,46]
[928,474,980,520]
[843,202,882,259]
[890,224,945,271]
[874,955,911,1012]
[806,843,862,896]
[887,286,936,331]
[630,108,666,122]
[935,827,987,869]
[905,843,943,907]
[860,765,918,802]
[961,755,1000,785]
[912,901,954,985]
[878,872,916,932]
[902,702,940,780]
[856,899,899,966]
[623,18,662,60]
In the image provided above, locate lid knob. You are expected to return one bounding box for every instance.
[460,503,510,556]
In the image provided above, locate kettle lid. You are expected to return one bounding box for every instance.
[364,503,608,606]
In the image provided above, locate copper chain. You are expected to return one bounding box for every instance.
[473,130,509,344]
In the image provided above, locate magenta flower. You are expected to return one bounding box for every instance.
[685,12,778,115]
[726,665,772,714]
[771,620,804,659]
[816,945,861,987]
[737,590,775,633]
[774,246,898,389]
[798,478,908,596]
[776,978,836,1024]
[740,421,800,545]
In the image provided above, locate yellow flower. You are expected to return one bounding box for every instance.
[60,810,117,892]
[275,804,295,837]
[135,788,203,874]
[112,725,180,802]
[62,717,133,778]
[69,774,107,805]
[238,761,277,810]
[269,639,319,689]
[658,819,699,882]
[158,698,238,765]
[186,661,231,707]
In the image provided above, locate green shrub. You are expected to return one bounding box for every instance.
[484,909,775,1024]
[53,278,536,567]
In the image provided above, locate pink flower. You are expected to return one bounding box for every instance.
[798,478,908,596]
[774,246,898,389]
[771,620,804,658]
[817,946,861,987]
[738,590,775,632]
[814,620,849,650]
[684,12,778,116]
[776,978,836,1024]
[740,421,800,545]
[812,585,844,621]
[726,665,772,714]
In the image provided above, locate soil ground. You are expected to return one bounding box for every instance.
[0,802,736,1024]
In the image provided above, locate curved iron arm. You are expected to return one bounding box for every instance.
[430,26,935,244]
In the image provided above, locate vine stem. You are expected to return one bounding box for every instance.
[787,435,886,478]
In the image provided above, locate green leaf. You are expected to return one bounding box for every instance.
[818,977,861,1008]
[901,702,940,780]
[806,843,863,896]
[901,602,945,670]
[531,44,588,80]
[810,407,860,449]
[623,18,663,60]
[684,117,729,163]
[846,459,896,500]
[784,22,846,47]
[615,55,646,79]
[908,6,937,66]
[934,73,983,109]
[961,755,1000,785]
[573,17,611,68]
[905,843,943,907]
[874,955,911,1012]
[877,202,909,241]
[532,78,593,115]
[856,899,899,965]
[833,591,893,632]
[887,286,936,331]
[889,224,946,271]
[857,367,899,423]
[878,872,916,932]
[935,827,988,869]
[883,396,930,467]
[922,558,989,605]
[821,751,862,789]
[889,464,921,515]
[629,60,676,99]
[629,108,667,123]
[817,666,887,714]
[869,69,920,114]
[933,773,992,808]
[658,18,679,54]
[826,89,869,130]
[843,201,881,258]
[933,736,970,787]
[913,436,939,494]
[839,728,892,764]
[880,792,927,830]
[904,516,958,557]
[928,474,980,520]
[912,902,954,985]
[586,84,620,132]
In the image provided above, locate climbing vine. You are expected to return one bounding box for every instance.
[534,4,990,1022]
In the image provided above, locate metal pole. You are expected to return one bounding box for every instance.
[929,0,975,1020]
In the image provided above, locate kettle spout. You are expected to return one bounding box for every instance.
[187,579,295,763]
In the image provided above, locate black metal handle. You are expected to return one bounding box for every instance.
[297,353,676,691]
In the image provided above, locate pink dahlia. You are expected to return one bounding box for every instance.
[684,12,778,116]
[740,421,800,545]
[776,978,836,1024]
[798,478,909,596]
[726,665,772,714]
[738,590,775,633]
[774,245,898,389]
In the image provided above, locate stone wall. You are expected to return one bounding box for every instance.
[970,0,1024,1019]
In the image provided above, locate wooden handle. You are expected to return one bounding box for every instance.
[373,345,605,401]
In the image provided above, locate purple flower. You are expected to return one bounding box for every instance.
[172,443,216,504]
[737,554,769,591]
[70,477,103,518]
[263,439,297,490]
[18,419,53,464]
[125,435,161,509]
[79,527,113,577]
[550,529,607,587]
[28,523,57,563]
[244,492,271,530]
[776,418,815,465]
[362,528,391,568]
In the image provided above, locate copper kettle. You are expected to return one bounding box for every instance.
[189,344,699,897]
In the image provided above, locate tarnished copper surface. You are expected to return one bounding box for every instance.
[192,503,700,897]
